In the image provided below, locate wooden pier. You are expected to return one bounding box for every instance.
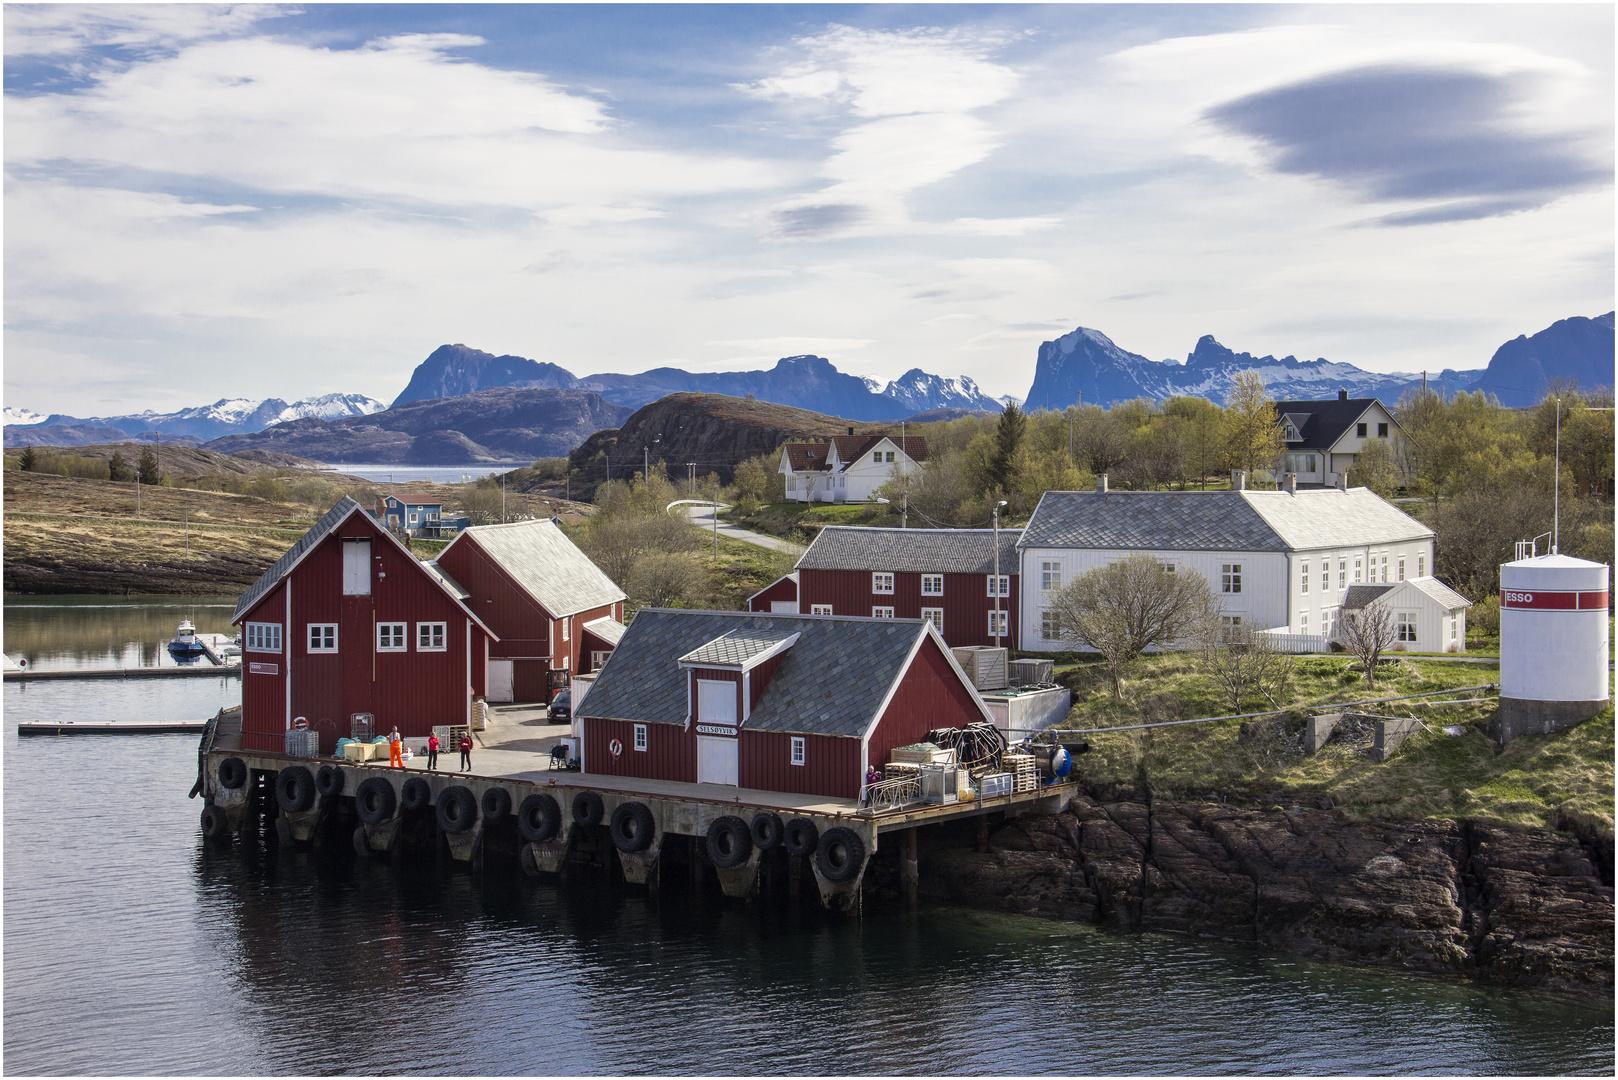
[21,721,210,735]
[5,665,239,682]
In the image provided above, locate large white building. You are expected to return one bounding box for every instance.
[779,432,927,504]
[1017,480,1439,650]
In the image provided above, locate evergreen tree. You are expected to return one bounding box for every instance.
[989,400,1026,494]
[108,451,132,482]
[18,446,37,471]
[137,446,161,485]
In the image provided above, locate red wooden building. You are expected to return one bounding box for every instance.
[231,497,495,754]
[574,609,994,800]
[747,572,799,613]
[794,526,1022,649]
[433,520,626,704]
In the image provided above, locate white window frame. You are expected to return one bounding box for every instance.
[921,607,944,633]
[872,572,895,595]
[986,575,1010,597]
[1159,561,1176,575]
[1300,562,1309,594]
[790,736,805,766]
[987,610,1008,637]
[1419,555,1426,578]
[416,621,447,652]
[1300,612,1309,634]
[872,606,895,618]
[1450,616,1457,642]
[590,650,612,670]
[408,512,418,525]
[1354,557,1363,583]
[872,451,882,464]
[1396,612,1417,643]
[1222,564,1242,594]
[307,623,337,653]
[1321,565,1329,592]
[633,723,648,752]
[921,574,944,597]
[1339,560,1347,589]
[562,618,569,642]
[377,622,407,652]
[1040,609,1061,641]
[1398,557,1406,581]
[245,622,282,653]
[811,604,833,616]
[1041,561,1062,591]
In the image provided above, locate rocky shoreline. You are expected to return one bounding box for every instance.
[919,794,1614,998]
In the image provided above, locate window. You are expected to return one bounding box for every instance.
[562,618,569,642]
[1321,564,1329,592]
[1398,557,1406,581]
[1381,555,1389,583]
[1301,562,1309,594]
[377,622,407,651]
[921,608,944,633]
[872,572,895,594]
[1301,612,1309,634]
[1450,617,1457,642]
[408,512,418,525]
[986,575,1010,597]
[787,477,796,492]
[245,622,282,653]
[811,604,833,615]
[1397,612,1417,643]
[872,606,895,618]
[987,610,1008,637]
[1218,615,1243,643]
[1323,608,1335,638]
[1041,561,1062,591]
[1354,557,1363,582]
[921,574,944,596]
[1222,564,1242,594]
[885,451,895,463]
[1339,560,1347,589]
[790,737,805,766]
[1357,422,1367,438]
[1418,555,1426,578]
[1159,561,1176,575]
[872,451,882,464]
[417,622,446,651]
[1378,422,1388,438]
[307,624,337,653]
[1041,610,1062,641]
[1284,453,1320,474]
[633,724,648,752]
[590,650,612,670]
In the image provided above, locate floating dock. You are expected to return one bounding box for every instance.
[4,665,239,682]
[20,721,210,736]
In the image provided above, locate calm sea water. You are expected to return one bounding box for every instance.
[3,597,1614,1076]
[323,464,528,485]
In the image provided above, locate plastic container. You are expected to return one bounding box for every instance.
[980,772,1013,798]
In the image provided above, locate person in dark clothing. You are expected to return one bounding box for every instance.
[459,733,472,771]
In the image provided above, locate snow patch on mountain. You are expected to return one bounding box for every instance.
[4,407,46,426]
[274,393,387,423]
[880,369,1002,414]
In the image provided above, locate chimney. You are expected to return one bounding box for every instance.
[1231,469,1247,491]
[1337,389,1347,401]
[1284,472,1297,494]
[1098,473,1109,494]
[1337,468,1350,491]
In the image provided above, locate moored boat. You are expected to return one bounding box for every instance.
[166,620,206,659]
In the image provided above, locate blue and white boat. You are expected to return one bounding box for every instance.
[166,620,206,659]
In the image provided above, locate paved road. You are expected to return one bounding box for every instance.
[683,505,805,556]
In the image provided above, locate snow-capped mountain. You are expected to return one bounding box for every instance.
[879,369,1001,414]
[3,393,386,447]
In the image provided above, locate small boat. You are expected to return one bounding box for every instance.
[166,620,207,659]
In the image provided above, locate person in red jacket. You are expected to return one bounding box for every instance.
[459,732,472,771]
[426,733,440,771]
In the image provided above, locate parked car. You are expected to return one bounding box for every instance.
[548,690,571,723]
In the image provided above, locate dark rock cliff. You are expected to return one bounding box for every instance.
[923,796,1614,998]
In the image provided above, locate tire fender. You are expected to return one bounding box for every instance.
[481,787,513,824]
[782,817,819,858]
[217,756,248,790]
[354,776,397,825]
[401,777,432,812]
[437,785,477,834]
[275,766,316,813]
[572,791,604,828]
[750,812,784,850]
[200,804,230,839]
[517,793,562,843]
[609,801,656,853]
[815,826,866,884]
[706,815,753,869]
[315,765,344,799]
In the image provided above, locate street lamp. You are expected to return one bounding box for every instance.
[993,500,1009,648]
[644,435,661,481]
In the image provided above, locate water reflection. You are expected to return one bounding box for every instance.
[4,594,237,670]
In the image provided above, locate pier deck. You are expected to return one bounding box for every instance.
[4,665,240,682]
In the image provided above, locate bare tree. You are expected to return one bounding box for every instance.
[1047,554,1219,699]
[626,551,711,609]
[1337,601,1396,688]
[1198,622,1296,713]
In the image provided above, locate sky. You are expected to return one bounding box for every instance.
[4,3,1613,416]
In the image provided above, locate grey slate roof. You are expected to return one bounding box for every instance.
[233,497,361,622]
[1340,583,1396,609]
[798,526,1024,575]
[1272,398,1392,451]
[578,609,950,738]
[1020,491,1287,552]
[444,519,625,617]
[679,628,798,667]
[1408,577,1472,610]
[1020,488,1432,554]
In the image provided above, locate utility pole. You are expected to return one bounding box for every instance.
[184,510,189,556]
[1069,391,1080,464]
[902,489,908,530]
[501,474,506,523]
[1553,396,1561,554]
[993,500,1008,649]
[712,479,720,560]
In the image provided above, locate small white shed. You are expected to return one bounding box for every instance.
[1336,577,1472,653]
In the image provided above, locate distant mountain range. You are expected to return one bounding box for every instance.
[4,393,385,447]
[1023,313,1614,410]
[393,344,1004,419]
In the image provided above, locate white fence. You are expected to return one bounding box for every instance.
[1258,628,1330,653]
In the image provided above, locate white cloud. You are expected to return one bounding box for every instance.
[4,4,282,57]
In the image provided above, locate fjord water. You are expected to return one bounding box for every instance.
[4,598,1613,1075]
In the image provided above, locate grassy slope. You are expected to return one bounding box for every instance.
[1063,650,1614,837]
[725,501,892,543]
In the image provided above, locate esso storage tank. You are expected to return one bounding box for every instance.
[1497,553,1611,743]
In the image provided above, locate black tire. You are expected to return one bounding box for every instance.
[481,787,512,824]
[200,804,229,839]
[401,776,432,812]
[275,766,316,813]
[315,765,344,798]
[572,791,604,828]
[815,826,866,883]
[437,785,477,834]
[217,756,248,790]
[354,776,397,825]
[706,815,753,869]
[517,793,562,843]
[783,817,819,858]
[750,812,784,850]
[610,802,656,853]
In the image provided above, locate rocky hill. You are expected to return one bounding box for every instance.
[568,393,884,498]
[204,387,631,464]
[1474,312,1616,407]
[4,441,319,480]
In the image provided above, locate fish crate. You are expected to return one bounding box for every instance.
[285,729,320,759]
[979,772,1013,798]
[884,762,921,781]
[891,742,955,765]
[1001,752,1038,793]
[951,646,1008,690]
[1008,658,1055,686]
[918,763,959,805]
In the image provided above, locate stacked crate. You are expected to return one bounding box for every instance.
[1001,751,1038,793]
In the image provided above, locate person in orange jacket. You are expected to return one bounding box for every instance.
[388,726,403,768]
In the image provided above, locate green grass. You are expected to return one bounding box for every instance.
[1059,650,1612,838]
[725,500,892,542]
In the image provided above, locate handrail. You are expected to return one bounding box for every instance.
[863,776,920,812]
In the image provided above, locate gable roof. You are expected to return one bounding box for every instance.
[1271,398,1395,451]
[1020,487,1431,554]
[679,628,798,669]
[747,571,798,606]
[782,443,831,472]
[1407,576,1472,610]
[1340,583,1397,609]
[578,609,974,737]
[581,616,626,645]
[799,526,1023,575]
[832,433,929,465]
[436,519,625,618]
[233,497,494,637]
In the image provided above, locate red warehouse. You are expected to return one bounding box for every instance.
[574,609,995,800]
[795,526,1022,649]
[231,497,496,754]
[747,572,799,613]
[432,520,625,703]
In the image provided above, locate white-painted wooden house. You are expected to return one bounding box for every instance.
[778,431,927,504]
[1017,481,1438,650]
[1271,392,1409,488]
[1335,577,1472,653]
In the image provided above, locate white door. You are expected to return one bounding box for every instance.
[697,679,737,725]
[697,736,738,785]
[487,659,514,703]
[342,540,371,595]
[770,600,798,613]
